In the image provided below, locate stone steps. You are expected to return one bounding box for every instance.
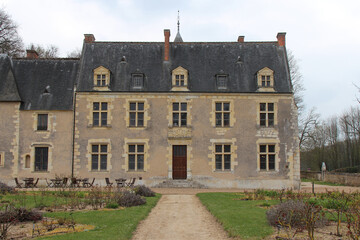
[154,179,208,189]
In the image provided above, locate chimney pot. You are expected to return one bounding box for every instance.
[164,29,170,61]
[276,32,286,46]
[237,36,245,43]
[84,34,95,43]
[26,50,38,59]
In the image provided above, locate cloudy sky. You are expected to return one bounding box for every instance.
[1,0,359,119]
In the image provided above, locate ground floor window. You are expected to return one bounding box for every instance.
[128,144,144,171]
[215,144,231,171]
[91,144,108,171]
[259,144,276,171]
[35,147,48,171]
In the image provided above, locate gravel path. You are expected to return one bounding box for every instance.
[131,194,230,240]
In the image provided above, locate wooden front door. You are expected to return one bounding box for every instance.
[172,145,187,179]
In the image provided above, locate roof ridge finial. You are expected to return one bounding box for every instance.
[177,10,180,33]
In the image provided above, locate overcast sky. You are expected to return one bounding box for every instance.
[1,0,359,119]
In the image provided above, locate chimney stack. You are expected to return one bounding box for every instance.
[26,50,38,59]
[276,32,286,46]
[84,34,95,43]
[164,29,170,61]
[237,36,245,43]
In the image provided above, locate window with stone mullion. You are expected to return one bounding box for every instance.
[128,144,144,171]
[129,102,144,127]
[172,102,187,127]
[215,144,231,171]
[215,102,230,127]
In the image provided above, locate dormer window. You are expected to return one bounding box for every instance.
[257,67,274,92]
[96,74,106,86]
[175,74,185,86]
[93,66,110,91]
[216,75,228,90]
[132,74,144,89]
[171,66,189,91]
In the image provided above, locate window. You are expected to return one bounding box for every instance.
[93,102,108,126]
[259,144,276,171]
[0,152,4,167]
[171,66,189,91]
[37,114,48,130]
[35,147,48,171]
[215,102,230,127]
[175,74,185,86]
[93,66,110,90]
[173,102,187,127]
[132,74,144,89]
[257,67,274,91]
[25,155,30,168]
[215,144,231,171]
[91,144,108,171]
[129,102,144,127]
[96,74,106,86]
[216,75,228,89]
[261,75,271,87]
[259,103,274,127]
[128,144,144,171]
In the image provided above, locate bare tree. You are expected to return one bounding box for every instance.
[28,43,59,58]
[66,48,81,58]
[0,8,24,57]
[299,107,320,150]
[288,49,305,114]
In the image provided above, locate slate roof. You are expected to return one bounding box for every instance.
[0,54,21,101]
[77,41,292,93]
[11,59,79,110]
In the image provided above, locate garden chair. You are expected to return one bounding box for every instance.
[126,178,136,187]
[32,178,39,188]
[88,178,95,187]
[14,178,23,188]
[70,177,80,187]
[45,178,53,188]
[105,177,113,187]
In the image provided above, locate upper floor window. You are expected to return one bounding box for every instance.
[132,74,144,89]
[215,102,230,127]
[37,114,48,131]
[259,144,276,171]
[93,102,108,127]
[91,144,108,171]
[93,66,110,90]
[257,67,274,92]
[129,102,144,127]
[171,66,189,91]
[173,102,187,127]
[216,75,228,90]
[259,103,274,127]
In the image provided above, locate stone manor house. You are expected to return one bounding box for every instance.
[0,28,300,189]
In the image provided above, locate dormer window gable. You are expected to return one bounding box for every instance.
[257,67,275,92]
[171,66,189,91]
[131,72,145,90]
[216,71,228,90]
[93,66,110,91]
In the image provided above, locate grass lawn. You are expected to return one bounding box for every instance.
[39,194,161,240]
[301,178,345,186]
[197,192,277,240]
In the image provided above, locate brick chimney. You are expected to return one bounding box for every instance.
[276,32,286,46]
[237,36,245,43]
[26,50,38,59]
[84,34,95,43]
[164,29,170,61]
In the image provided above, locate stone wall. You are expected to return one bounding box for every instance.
[301,171,360,187]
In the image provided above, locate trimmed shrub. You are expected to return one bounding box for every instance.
[105,202,119,209]
[0,207,42,223]
[0,182,15,194]
[134,185,155,197]
[267,200,306,228]
[117,190,146,207]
